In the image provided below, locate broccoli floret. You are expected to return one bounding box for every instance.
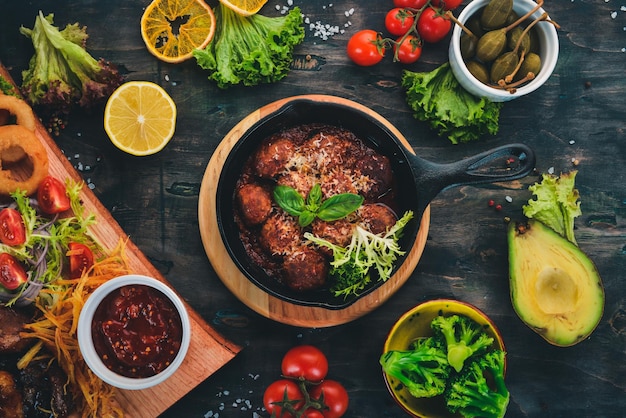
[19,12,123,130]
[445,350,510,418]
[380,337,451,398]
[431,314,495,372]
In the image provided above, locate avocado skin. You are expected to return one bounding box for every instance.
[507,220,604,346]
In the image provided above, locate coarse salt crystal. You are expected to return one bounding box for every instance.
[548,167,555,174]
[505,196,513,203]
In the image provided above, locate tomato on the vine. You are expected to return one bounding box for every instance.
[431,0,463,10]
[346,30,385,66]
[0,208,26,246]
[68,242,95,279]
[310,380,349,418]
[393,0,429,8]
[385,8,415,37]
[37,176,71,215]
[417,6,452,43]
[393,35,423,64]
[281,345,329,383]
[302,408,325,418]
[0,253,28,291]
[263,379,304,418]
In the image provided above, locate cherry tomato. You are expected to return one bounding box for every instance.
[0,208,26,246]
[310,380,349,418]
[393,35,423,64]
[263,379,304,418]
[346,30,385,67]
[385,8,415,36]
[302,408,325,418]
[37,176,71,215]
[417,7,452,43]
[393,0,429,8]
[281,345,329,383]
[431,0,463,10]
[0,253,28,291]
[68,242,95,279]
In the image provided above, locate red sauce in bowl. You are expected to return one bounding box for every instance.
[91,284,183,378]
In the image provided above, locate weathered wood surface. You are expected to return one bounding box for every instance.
[1,1,624,417]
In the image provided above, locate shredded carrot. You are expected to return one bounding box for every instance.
[19,239,132,418]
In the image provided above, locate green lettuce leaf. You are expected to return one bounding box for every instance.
[523,171,581,244]
[401,63,502,144]
[193,4,304,88]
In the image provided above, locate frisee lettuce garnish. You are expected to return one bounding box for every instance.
[523,171,581,245]
[305,210,414,298]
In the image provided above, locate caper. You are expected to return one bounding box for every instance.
[490,51,519,83]
[461,33,478,59]
[516,52,542,81]
[504,11,520,26]
[481,0,513,30]
[508,26,531,53]
[476,30,507,62]
[466,60,490,85]
[528,27,540,53]
[465,15,485,38]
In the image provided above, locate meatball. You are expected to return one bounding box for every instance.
[236,183,272,226]
[254,137,296,179]
[283,246,328,291]
[277,170,314,198]
[300,133,360,174]
[260,212,302,256]
[311,218,355,249]
[354,150,393,199]
[358,204,397,235]
[320,169,358,199]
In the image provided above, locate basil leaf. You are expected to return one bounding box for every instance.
[298,210,316,227]
[274,185,304,216]
[317,193,364,221]
[307,184,323,210]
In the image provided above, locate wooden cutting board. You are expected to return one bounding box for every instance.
[198,95,430,328]
[0,64,241,417]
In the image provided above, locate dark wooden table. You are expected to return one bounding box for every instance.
[1,1,625,417]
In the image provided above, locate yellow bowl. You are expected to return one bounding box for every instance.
[382,299,506,418]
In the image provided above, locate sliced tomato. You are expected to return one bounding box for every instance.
[0,253,28,291]
[68,242,94,279]
[0,208,26,246]
[37,176,71,215]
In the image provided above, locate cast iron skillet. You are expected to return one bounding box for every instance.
[216,97,535,310]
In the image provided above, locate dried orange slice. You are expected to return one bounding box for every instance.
[141,0,216,63]
[218,0,268,16]
[104,81,177,156]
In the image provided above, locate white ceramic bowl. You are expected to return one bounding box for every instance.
[449,0,559,102]
[77,274,191,390]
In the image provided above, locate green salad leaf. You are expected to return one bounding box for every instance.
[193,4,304,88]
[0,181,97,307]
[402,63,503,144]
[305,210,414,298]
[523,171,581,244]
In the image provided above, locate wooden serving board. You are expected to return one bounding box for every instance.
[198,95,430,328]
[0,64,241,417]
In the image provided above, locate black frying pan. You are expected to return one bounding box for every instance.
[216,97,535,309]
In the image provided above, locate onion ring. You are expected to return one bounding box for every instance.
[0,94,38,163]
[0,125,49,196]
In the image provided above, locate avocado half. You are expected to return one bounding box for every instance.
[507,220,605,346]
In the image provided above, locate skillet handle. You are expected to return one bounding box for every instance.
[410,143,536,214]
